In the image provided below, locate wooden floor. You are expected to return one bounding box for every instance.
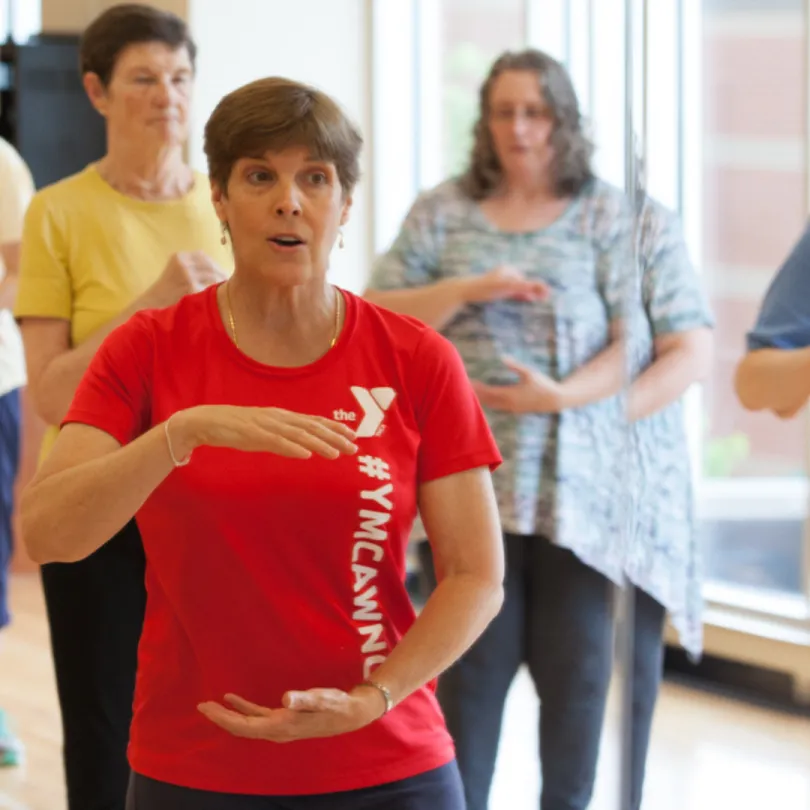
[2,574,810,810]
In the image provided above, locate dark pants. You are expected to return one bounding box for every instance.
[0,388,20,631]
[41,519,146,810]
[419,534,665,810]
[125,762,466,810]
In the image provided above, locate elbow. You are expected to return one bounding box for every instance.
[488,581,505,619]
[733,356,764,412]
[19,489,52,564]
[19,485,74,564]
[681,329,713,386]
[28,382,69,427]
[474,569,505,621]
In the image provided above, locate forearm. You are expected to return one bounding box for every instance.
[31,301,145,425]
[0,277,17,311]
[366,571,503,706]
[21,414,196,563]
[364,280,469,330]
[559,339,625,409]
[628,346,709,421]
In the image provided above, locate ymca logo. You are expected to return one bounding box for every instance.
[333,387,396,438]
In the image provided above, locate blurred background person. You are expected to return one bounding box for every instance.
[734,224,810,419]
[0,134,34,768]
[13,4,229,809]
[366,48,713,810]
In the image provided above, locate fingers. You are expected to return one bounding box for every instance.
[509,280,549,301]
[198,690,356,743]
[197,701,269,739]
[471,381,512,411]
[283,688,345,713]
[310,415,358,441]
[500,355,532,378]
[224,693,273,717]
[263,412,358,460]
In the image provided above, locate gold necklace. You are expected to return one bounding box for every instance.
[224,282,342,351]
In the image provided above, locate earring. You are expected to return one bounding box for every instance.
[338,229,345,250]
[220,221,229,246]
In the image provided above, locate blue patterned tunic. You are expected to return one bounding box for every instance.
[369,177,713,657]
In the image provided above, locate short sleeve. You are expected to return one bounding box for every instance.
[746,223,810,351]
[409,328,502,483]
[368,191,444,291]
[14,192,73,321]
[641,205,714,335]
[62,313,154,446]
[592,190,633,323]
[0,141,35,245]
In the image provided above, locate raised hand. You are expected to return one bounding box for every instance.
[464,265,550,304]
[169,405,359,461]
[472,356,565,414]
[141,251,229,309]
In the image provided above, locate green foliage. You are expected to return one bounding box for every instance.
[703,431,751,478]
[442,42,492,175]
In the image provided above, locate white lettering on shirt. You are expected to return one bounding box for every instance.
[360,483,394,511]
[352,564,378,592]
[354,510,390,541]
[350,455,395,682]
[358,623,387,654]
[352,542,384,563]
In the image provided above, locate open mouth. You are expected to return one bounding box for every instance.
[268,236,305,247]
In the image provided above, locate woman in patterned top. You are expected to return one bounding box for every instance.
[366,48,714,810]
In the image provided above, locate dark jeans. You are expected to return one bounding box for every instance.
[125,762,466,810]
[41,519,146,810]
[419,534,666,810]
[0,388,20,631]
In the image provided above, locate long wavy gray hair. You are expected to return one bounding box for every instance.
[460,49,594,200]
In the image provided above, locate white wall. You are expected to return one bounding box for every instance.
[186,0,372,293]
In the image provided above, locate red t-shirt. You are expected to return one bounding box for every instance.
[64,285,502,796]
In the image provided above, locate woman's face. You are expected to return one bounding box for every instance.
[212,146,352,287]
[85,41,193,150]
[487,69,555,185]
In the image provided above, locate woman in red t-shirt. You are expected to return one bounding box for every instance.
[19,77,504,809]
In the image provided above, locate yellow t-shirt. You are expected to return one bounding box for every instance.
[14,163,232,461]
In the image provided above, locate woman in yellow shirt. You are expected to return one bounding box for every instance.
[14,6,229,809]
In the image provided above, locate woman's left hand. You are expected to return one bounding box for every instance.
[472,356,566,414]
[197,685,386,743]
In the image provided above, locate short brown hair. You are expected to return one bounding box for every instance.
[204,77,363,197]
[460,49,594,200]
[80,3,196,86]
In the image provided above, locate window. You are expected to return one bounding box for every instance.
[372,0,810,621]
[697,0,808,597]
[437,0,526,177]
[701,0,808,480]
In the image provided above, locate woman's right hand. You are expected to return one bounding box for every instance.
[170,405,359,461]
[141,251,229,310]
[463,265,550,304]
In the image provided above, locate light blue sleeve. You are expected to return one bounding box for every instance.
[747,223,810,350]
[367,190,445,291]
[641,204,714,335]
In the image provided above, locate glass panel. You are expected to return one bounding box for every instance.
[701,0,808,480]
[439,0,526,177]
[697,0,809,597]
